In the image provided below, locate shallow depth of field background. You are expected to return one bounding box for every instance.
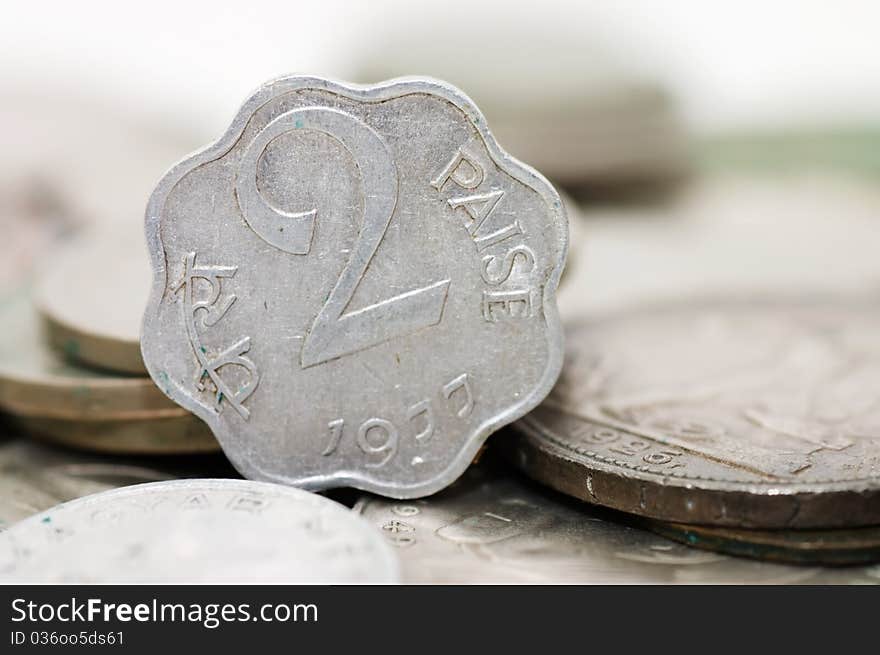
[5,1,880,133]
[3,0,880,306]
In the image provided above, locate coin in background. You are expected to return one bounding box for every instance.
[142,75,567,497]
[353,22,688,193]
[355,461,877,583]
[0,437,183,529]
[558,191,586,287]
[0,289,216,454]
[0,479,398,583]
[558,175,880,320]
[512,299,880,528]
[37,228,150,374]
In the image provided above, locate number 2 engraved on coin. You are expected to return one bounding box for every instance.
[175,252,260,419]
[236,107,451,368]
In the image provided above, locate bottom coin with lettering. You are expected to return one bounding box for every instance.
[0,479,399,583]
[355,461,879,583]
[644,521,880,566]
[0,437,234,529]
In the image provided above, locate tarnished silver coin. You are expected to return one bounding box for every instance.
[0,479,398,583]
[37,228,149,374]
[142,76,567,498]
[356,462,878,583]
[513,299,880,528]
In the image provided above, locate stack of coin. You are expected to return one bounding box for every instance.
[356,456,879,582]
[351,22,689,196]
[509,299,880,564]
[0,229,217,455]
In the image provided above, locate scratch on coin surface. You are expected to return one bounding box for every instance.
[483,512,511,522]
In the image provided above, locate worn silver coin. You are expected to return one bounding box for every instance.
[142,76,567,498]
[356,463,878,583]
[0,479,398,583]
[513,299,880,528]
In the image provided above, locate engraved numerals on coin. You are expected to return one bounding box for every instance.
[573,424,684,471]
[321,373,475,467]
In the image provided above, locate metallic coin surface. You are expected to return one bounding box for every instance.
[8,415,217,455]
[37,229,149,374]
[0,479,398,583]
[142,76,567,498]
[646,520,880,566]
[513,299,880,528]
[0,438,183,529]
[0,290,216,453]
[355,462,878,583]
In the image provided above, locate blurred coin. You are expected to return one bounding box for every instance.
[0,479,398,583]
[0,191,80,296]
[0,438,182,529]
[512,299,880,529]
[0,289,216,454]
[355,461,877,583]
[37,228,149,374]
[558,191,585,286]
[7,415,217,455]
[646,520,880,566]
[560,174,880,320]
[700,127,880,177]
[353,22,688,191]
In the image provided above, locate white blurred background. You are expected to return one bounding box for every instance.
[3,0,880,136]
[3,0,880,310]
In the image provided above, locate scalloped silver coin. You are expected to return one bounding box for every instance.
[0,479,398,583]
[141,76,567,498]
